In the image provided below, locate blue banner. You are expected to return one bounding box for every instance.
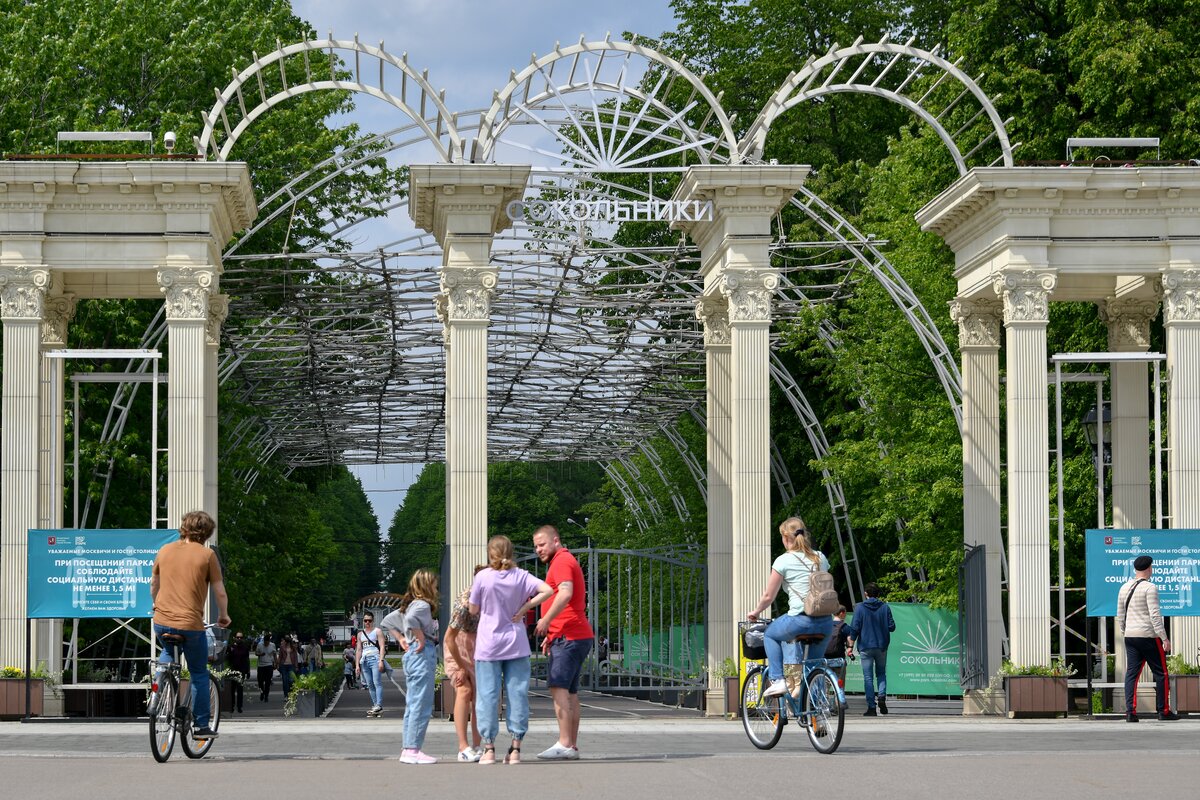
[27,529,177,618]
[1085,529,1200,617]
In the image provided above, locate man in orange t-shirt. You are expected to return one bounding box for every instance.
[151,510,230,738]
[532,524,594,760]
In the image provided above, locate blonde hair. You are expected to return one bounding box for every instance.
[180,510,216,543]
[779,516,818,561]
[400,568,440,616]
[487,535,517,571]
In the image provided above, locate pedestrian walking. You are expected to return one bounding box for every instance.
[255,631,277,701]
[380,569,442,765]
[355,613,386,717]
[469,535,554,765]
[532,525,595,761]
[1118,555,1179,722]
[227,631,251,712]
[278,635,299,696]
[845,582,896,716]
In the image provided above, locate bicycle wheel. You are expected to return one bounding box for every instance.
[741,667,784,750]
[180,677,221,759]
[803,669,844,754]
[149,676,177,763]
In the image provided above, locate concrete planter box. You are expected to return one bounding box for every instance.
[0,679,45,719]
[1172,675,1200,713]
[1005,676,1068,718]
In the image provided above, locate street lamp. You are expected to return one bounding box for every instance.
[1082,405,1111,466]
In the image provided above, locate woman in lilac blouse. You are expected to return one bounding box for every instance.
[469,535,553,765]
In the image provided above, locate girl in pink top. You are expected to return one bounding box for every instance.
[469,535,553,765]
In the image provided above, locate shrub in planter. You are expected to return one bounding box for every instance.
[284,663,342,717]
[1166,652,1200,713]
[1,665,58,719]
[1001,659,1075,718]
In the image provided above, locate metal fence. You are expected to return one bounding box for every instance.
[958,543,988,690]
[516,545,707,696]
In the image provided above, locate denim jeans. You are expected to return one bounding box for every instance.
[475,657,531,744]
[153,624,211,728]
[764,613,834,682]
[860,647,887,705]
[360,654,383,708]
[279,664,295,696]
[402,646,437,748]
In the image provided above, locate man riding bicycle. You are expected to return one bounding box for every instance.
[151,510,230,739]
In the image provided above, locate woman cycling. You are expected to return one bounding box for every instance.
[747,517,835,698]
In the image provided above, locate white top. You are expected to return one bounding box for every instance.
[772,550,830,616]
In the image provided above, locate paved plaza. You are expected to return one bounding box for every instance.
[1,687,1197,800]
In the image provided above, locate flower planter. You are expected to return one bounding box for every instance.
[1172,675,1200,714]
[292,691,319,718]
[1005,676,1068,718]
[0,679,45,719]
[435,681,452,718]
[724,676,740,715]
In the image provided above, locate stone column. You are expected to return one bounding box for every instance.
[36,285,74,678]
[204,294,228,539]
[696,296,732,714]
[1162,268,1200,659]
[408,165,530,595]
[950,296,1004,678]
[0,266,49,667]
[438,266,496,595]
[995,269,1056,666]
[158,267,214,529]
[1100,295,1157,701]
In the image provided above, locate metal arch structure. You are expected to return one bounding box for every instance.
[473,35,740,168]
[197,36,464,163]
[741,35,1016,173]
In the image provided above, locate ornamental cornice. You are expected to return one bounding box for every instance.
[948,296,1002,349]
[992,270,1056,324]
[157,266,214,321]
[41,292,77,345]
[206,293,230,346]
[694,296,730,347]
[439,267,497,321]
[1100,294,1158,351]
[719,269,779,323]
[0,266,50,320]
[47,202,161,213]
[1162,269,1200,324]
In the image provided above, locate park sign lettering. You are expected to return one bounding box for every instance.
[26,529,177,618]
[506,198,714,224]
[1084,528,1200,617]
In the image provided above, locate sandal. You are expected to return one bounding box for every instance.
[479,744,496,766]
[505,742,522,765]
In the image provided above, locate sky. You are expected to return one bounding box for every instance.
[287,0,682,531]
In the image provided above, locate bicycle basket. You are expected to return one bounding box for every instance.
[206,626,230,663]
[741,622,768,660]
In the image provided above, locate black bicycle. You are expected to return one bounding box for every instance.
[148,624,227,762]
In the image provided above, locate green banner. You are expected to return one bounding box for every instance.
[843,603,960,696]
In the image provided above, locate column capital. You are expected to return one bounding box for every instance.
[949,296,1003,349]
[1162,269,1200,324]
[157,266,215,321]
[993,269,1056,325]
[206,293,229,346]
[408,164,531,242]
[695,296,730,347]
[1100,294,1158,351]
[719,269,779,323]
[438,266,497,323]
[0,266,50,320]
[41,292,77,346]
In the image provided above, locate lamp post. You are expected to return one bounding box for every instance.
[1082,405,1112,469]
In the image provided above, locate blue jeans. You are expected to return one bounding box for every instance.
[360,654,383,708]
[764,613,834,681]
[153,624,211,728]
[475,657,531,744]
[402,646,437,749]
[860,647,887,705]
[279,664,295,696]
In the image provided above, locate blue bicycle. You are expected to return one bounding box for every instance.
[740,623,846,754]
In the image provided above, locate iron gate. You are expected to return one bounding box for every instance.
[959,543,988,690]
[516,545,707,697]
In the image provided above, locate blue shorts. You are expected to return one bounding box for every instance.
[547,637,592,693]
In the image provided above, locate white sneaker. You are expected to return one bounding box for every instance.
[399,748,437,765]
[762,679,788,698]
[537,743,574,760]
[458,747,481,762]
[565,746,580,761]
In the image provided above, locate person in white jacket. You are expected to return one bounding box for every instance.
[1117,555,1178,722]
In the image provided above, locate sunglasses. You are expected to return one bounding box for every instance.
[364,619,374,623]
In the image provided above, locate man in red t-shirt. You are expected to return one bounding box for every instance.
[532,524,594,760]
